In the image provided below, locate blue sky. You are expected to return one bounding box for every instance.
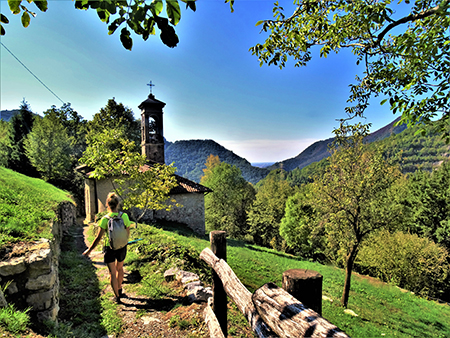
[0,0,397,162]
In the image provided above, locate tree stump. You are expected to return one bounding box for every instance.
[282,269,323,316]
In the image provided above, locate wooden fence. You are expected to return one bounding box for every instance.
[200,231,350,338]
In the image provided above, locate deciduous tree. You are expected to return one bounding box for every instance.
[1,0,234,49]
[24,114,73,181]
[80,128,178,223]
[280,124,403,307]
[201,159,255,239]
[247,175,295,250]
[251,0,450,136]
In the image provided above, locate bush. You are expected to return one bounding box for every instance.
[356,230,449,298]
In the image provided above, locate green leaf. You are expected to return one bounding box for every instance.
[150,0,163,16]
[74,0,90,10]
[166,0,181,26]
[108,17,125,35]
[0,24,5,35]
[380,99,388,106]
[120,27,133,51]
[97,8,110,23]
[8,0,21,15]
[1,14,10,23]
[255,20,264,26]
[33,0,47,12]
[21,11,30,27]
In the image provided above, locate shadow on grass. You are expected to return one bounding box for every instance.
[44,225,107,338]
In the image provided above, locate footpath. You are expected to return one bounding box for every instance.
[76,223,209,338]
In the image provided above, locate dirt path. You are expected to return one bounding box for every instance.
[76,223,208,338]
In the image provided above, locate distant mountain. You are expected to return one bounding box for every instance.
[0,110,20,122]
[252,162,275,168]
[268,118,407,171]
[165,139,269,184]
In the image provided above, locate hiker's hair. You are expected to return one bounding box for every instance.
[106,192,120,211]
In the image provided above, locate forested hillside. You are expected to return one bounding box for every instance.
[165,139,269,184]
[269,118,407,171]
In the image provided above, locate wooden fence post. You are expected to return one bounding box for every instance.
[282,269,323,316]
[210,231,227,337]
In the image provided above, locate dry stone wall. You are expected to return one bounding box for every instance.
[0,201,75,323]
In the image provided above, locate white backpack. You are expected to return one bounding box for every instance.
[106,212,129,250]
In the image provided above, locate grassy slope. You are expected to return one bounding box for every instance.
[159,225,450,338]
[0,167,72,248]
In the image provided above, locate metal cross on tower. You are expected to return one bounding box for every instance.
[147,80,155,95]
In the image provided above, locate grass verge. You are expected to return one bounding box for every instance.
[0,167,72,248]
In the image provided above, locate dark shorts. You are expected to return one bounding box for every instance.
[103,245,127,264]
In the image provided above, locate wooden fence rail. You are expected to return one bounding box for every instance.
[200,231,350,338]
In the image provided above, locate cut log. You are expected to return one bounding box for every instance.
[200,247,278,338]
[203,298,226,338]
[253,283,350,338]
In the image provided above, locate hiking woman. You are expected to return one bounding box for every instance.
[83,192,131,303]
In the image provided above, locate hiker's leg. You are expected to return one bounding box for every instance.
[116,260,124,291]
[107,262,120,298]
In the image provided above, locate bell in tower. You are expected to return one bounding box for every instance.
[139,82,166,164]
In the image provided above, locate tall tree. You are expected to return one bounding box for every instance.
[0,120,13,167]
[43,103,87,160]
[247,175,295,250]
[201,160,256,239]
[8,99,38,176]
[403,161,450,249]
[251,1,450,136]
[88,98,140,150]
[80,128,178,224]
[281,124,403,307]
[200,154,221,185]
[24,115,73,181]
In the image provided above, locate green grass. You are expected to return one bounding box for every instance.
[0,167,73,248]
[140,222,450,338]
[0,304,30,334]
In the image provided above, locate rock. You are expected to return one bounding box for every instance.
[184,281,203,291]
[37,303,59,322]
[141,314,161,325]
[0,288,7,308]
[28,247,52,278]
[344,309,358,317]
[26,267,57,290]
[5,281,18,295]
[187,286,212,303]
[177,271,199,284]
[26,289,54,311]
[322,295,333,303]
[0,257,26,276]
[164,267,180,282]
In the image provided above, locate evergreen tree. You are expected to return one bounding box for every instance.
[8,99,38,176]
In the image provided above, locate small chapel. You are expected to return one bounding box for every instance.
[78,88,211,234]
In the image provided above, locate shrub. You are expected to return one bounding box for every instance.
[356,230,449,298]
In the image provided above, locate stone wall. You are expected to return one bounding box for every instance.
[0,201,76,323]
[155,193,206,234]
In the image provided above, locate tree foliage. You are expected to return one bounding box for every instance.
[251,0,450,136]
[1,0,234,50]
[80,128,178,223]
[0,120,13,167]
[280,124,403,307]
[8,99,38,177]
[247,174,295,250]
[356,229,449,299]
[87,98,140,150]
[24,114,73,181]
[43,103,87,160]
[201,159,256,239]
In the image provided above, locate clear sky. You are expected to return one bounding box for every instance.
[0,0,397,163]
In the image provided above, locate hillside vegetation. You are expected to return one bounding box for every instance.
[134,223,450,337]
[0,167,73,249]
[165,139,269,184]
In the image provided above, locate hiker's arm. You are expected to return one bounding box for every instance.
[83,228,106,256]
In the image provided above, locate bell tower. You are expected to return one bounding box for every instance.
[139,82,166,163]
